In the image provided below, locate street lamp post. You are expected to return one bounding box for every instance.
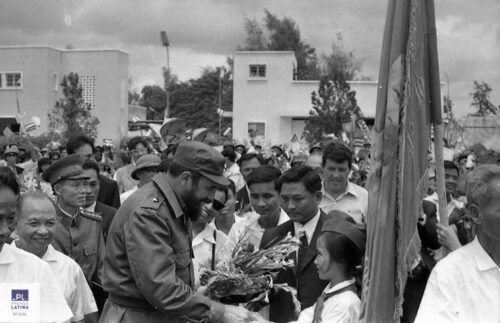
[218,68,225,138]
[161,31,170,119]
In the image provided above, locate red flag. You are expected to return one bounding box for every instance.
[361,0,442,321]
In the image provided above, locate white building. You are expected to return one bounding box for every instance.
[0,46,129,144]
[232,51,377,146]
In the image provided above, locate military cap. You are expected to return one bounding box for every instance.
[322,210,366,253]
[131,154,161,180]
[4,145,19,156]
[42,154,90,185]
[173,141,230,186]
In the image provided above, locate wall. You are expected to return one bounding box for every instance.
[0,46,128,144]
[232,51,378,146]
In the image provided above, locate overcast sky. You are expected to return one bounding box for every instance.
[0,0,498,117]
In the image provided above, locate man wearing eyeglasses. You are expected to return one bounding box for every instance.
[42,154,106,311]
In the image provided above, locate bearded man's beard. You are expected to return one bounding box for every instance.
[181,188,204,221]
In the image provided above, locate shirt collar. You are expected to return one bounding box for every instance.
[0,243,15,265]
[152,173,185,219]
[278,208,290,225]
[471,237,500,272]
[84,202,97,213]
[294,208,321,242]
[324,278,356,294]
[41,244,59,263]
[193,224,217,246]
[322,181,358,200]
[57,202,78,218]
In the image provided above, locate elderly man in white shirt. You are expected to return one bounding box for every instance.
[227,165,289,253]
[415,164,500,323]
[319,142,368,225]
[13,191,98,323]
[0,166,72,323]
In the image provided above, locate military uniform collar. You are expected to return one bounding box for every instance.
[56,202,81,227]
[152,173,185,219]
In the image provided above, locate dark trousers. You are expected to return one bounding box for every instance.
[401,265,430,323]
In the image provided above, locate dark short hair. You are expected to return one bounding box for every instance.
[127,137,148,151]
[49,151,61,160]
[322,141,353,169]
[167,161,201,182]
[221,147,237,163]
[37,158,52,173]
[0,166,20,195]
[278,165,321,194]
[246,165,282,191]
[82,159,100,178]
[157,159,171,173]
[237,153,265,168]
[444,160,460,175]
[66,135,95,155]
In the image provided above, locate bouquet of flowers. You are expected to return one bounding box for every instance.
[205,229,300,308]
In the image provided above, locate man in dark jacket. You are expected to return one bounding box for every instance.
[101,141,254,323]
[260,166,328,322]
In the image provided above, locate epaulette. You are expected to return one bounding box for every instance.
[80,209,103,221]
[140,195,163,210]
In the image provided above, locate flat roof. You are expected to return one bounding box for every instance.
[234,51,295,55]
[0,45,128,56]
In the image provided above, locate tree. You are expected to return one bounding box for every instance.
[470,81,498,116]
[320,33,364,83]
[239,10,320,80]
[48,72,99,139]
[169,66,233,134]
[140,85,166,120]
[304,78,361,145]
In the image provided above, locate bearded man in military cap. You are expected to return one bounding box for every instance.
[42,154,106,305]
[101,141,256,323]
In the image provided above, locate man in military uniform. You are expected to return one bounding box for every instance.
[102,141,255,323]
[42,154,106,308]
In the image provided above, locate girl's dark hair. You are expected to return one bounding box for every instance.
[319,231,363,278]
[38,158,52,173]
[0,166,20,195]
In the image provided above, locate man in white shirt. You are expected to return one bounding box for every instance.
[415,164,500,322]
[227,166,289,253]
[13,191,98,323]
[0,167,72,323]
[319,142,368,225]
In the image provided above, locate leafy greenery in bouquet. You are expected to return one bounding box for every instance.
[205,229,300,306]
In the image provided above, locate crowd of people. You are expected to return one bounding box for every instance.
[0,133,498,322]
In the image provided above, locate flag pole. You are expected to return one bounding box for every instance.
[426,0,448,226]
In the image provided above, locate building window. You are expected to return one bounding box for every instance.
[249,65,266,78]
[0,72,22,89]
[80,75,95,109]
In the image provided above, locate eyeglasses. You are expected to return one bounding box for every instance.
[212,199,225,211]
[5,154,17,158]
